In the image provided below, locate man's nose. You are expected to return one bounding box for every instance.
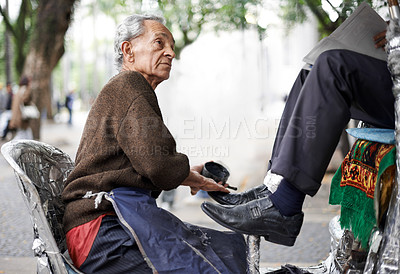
[165,46,176,59]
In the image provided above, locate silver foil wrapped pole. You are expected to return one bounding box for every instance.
[389,0,400,20]
[375,19,400,273]
[246,235,260,274]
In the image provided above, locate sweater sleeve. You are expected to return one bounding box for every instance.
[117,93,190,190]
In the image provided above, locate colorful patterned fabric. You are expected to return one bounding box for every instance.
[329,139,395,248]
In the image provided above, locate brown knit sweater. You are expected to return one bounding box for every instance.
[62,71,190,233]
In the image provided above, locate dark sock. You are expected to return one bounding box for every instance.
[269,178,305,217]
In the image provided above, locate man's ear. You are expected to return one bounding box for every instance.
[121,41,134,62]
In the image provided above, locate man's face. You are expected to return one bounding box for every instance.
[130,20,175,88]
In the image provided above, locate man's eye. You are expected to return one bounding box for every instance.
[155,40,163,46]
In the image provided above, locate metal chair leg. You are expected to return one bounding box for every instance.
[246,235,261,274]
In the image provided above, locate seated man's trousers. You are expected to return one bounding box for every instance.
[269,49,395,196]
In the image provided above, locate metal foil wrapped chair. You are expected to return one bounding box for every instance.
[1,140,82,274]
[370,15,400,273]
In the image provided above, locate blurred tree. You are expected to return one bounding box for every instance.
[158,0,265,58]
[279,0,387,37]
[24,0,77,139]
[4,0,12,85]
[0,0,35,83]
[0,0,35,79]
[94,0,266,58]
[0,0,78,139]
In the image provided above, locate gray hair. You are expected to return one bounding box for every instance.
[114,14,165,71]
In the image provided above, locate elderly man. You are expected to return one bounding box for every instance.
[62,15,246,273]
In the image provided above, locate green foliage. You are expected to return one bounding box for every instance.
[279,0,387,37]
[158,0,264,57]
[93,0,265,58]
[0,0,36,79]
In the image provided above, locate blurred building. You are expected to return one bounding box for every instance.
[156,13,318,189]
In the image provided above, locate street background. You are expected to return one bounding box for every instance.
[0,0,388,273]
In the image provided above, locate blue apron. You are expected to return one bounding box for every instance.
[86,187,247,273]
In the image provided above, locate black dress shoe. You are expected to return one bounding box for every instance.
[201,196,303,246]
[208,184,271,205]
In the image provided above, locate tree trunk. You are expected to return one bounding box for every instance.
[4,0,12,84]
[22,0,77,140]
[5,29,12,84]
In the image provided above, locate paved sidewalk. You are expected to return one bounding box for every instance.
[0,111,342,273]
[0,257,36,274]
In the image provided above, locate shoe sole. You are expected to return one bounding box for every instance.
[201,204,297,247]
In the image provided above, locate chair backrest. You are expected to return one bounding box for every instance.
[1,140,75,274]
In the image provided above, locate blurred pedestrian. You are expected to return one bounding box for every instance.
[9,76,37,140]
[160,189,176,210]
[65,90,74,125]
[0,83,5,113]
[1,82,14,140]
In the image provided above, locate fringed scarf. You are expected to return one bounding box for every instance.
[329,139,395,249]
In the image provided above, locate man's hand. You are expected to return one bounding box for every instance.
[374,29,387,49]
[181,164,230,195]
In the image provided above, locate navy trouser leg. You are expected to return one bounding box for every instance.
[79,215,152,274]
[268,69,310,170]
[269,49,394,196]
